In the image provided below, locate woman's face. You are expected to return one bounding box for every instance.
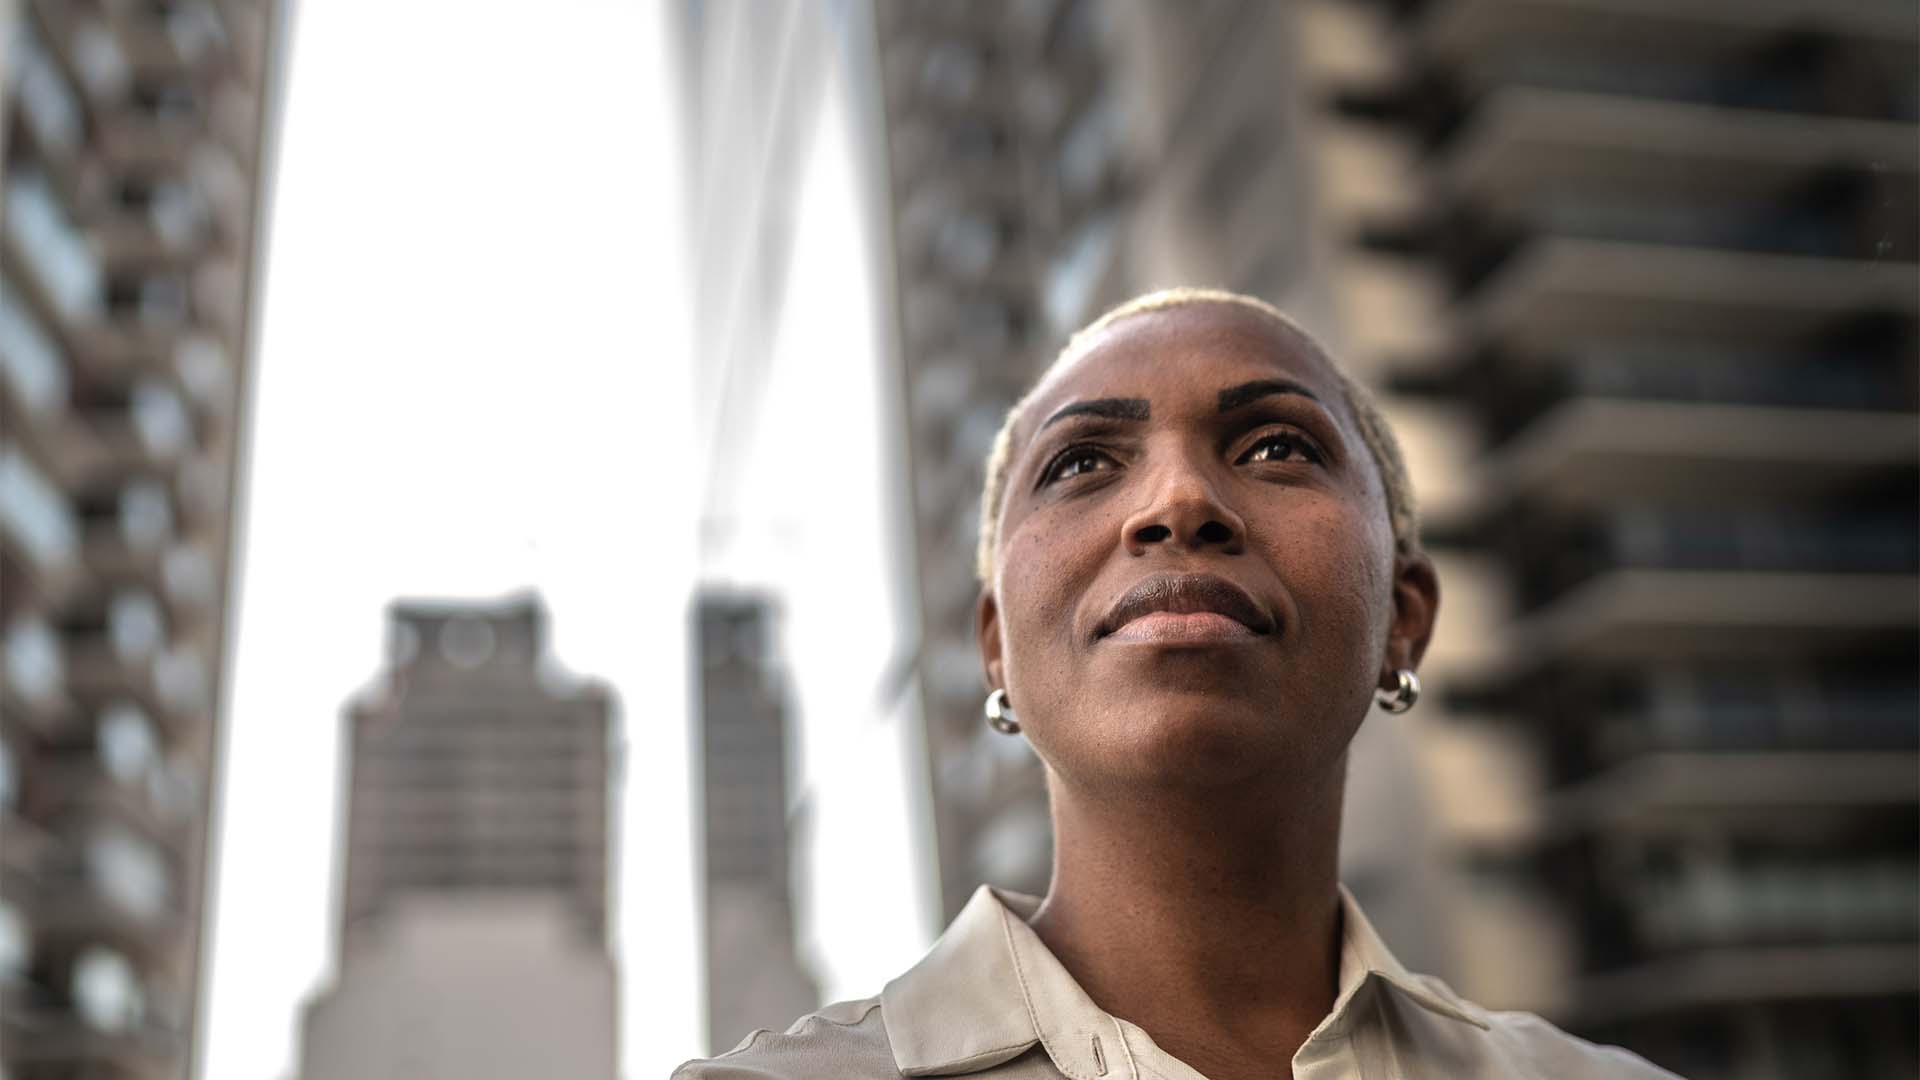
[979,302,1438,793]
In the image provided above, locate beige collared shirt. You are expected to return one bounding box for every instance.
[674,885,1681,1079]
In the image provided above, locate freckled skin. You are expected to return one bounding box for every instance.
[972,302,1440,1080]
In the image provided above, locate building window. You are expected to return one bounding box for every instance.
[120,480,177,551]
[2,617,64,706]
[109,589,167,663]
[0,273,72,413]
[87,823,171,921]
[132,378,194,457]
[72,946,146,1032]
[0,446,79,570]
[154,644,209,713]
[4,168,101,319]
[9,21,85,152]
[98,702,161,784]
[1042,212,1115,335]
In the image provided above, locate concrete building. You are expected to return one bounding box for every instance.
[1320,3,1919,1076]
[871,1,1918,1077]
[0,1,283,1077]
[695,593,817,1054]
[298,595,619,1080]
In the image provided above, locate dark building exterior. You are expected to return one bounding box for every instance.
[299,594,619,1080]
[870,1,1918,1077]
[1331,2,1919,1075]
[696,592,817,1054]
[0,1,284,1077]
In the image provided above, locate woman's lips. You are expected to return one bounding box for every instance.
[1095,572,1276,643]
[1104,610,1259,644]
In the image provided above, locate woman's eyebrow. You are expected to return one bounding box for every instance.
[1039,397,1150,431]
[1217,378,1321,412]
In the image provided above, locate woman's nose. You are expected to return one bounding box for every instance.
[1121,463,1246,557]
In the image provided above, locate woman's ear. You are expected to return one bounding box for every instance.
[976,587,1005,692]
[1382,549,1440,683]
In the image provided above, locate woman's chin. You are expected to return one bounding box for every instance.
[1066,696,1325,790]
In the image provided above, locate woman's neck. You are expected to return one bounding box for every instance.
[1027,761,1347,1078]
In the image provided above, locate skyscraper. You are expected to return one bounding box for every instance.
[298,593,620,1080]
[0,1,283,1076]
[695,592,817,1054]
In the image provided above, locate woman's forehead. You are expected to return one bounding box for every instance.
[1022,303,1346,429]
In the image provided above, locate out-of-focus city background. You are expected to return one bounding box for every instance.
[0,1,1913,1079]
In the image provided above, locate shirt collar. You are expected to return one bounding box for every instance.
[880,884,1487,1078]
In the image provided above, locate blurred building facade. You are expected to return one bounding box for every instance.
[695,593,817,1054]
[1328,4,1918,1077]
[870,1,1918,1078]
[298,595,619,1080]
[673,0,938,1027]
[0,1,283,1077]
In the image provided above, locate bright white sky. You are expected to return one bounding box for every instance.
[199,4,931,1078]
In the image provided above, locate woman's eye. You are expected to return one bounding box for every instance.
[1239,433,1321,466]
[1044,448,1115,485]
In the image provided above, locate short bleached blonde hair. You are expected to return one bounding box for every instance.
[975,287,1418,583]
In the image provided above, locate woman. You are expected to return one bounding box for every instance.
[676,288,1679,1079]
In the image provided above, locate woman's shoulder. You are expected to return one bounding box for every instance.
[670,996,896,1080]
[1437,989,1684,1079]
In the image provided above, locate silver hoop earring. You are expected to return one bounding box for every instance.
[1377,668,1420,714]
[984,688,1021,735]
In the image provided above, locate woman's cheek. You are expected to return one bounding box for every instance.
[1261,497,1388,639]
[998,510,1100,691]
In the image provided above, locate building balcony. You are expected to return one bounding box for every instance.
[878,31,1026,127]
[2,168,105,329]
[1548,750,1920,836]
[1536,668,1920,788]
[1500,509,1919,622]
[0,443,82,589]
[1418,0,1918,85]
[189,138,252,246]
[58,409,194,493]
[167,455,228,535]
[0,996,183,1077]
[1567,941,1920,1028]
[91,108,206,173]
[1619,851,1920,956]
[74,475,178,579]
[0,617,75,729]
[60,639,202,735]
[207,75,263,163]
[1441,86,1920,209]
[208,0,271,71]
[91,208,212,271]
[1477,398,1919,511]
[1495,569,1920,673]
[79,541,216,632]
[0,807,53,887]
[7,18,90,196]
[97,0,232,79]
[28,748,198,853]
[1464,237,1919,355]
[12,810,185,945]
[63,320,193,387]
